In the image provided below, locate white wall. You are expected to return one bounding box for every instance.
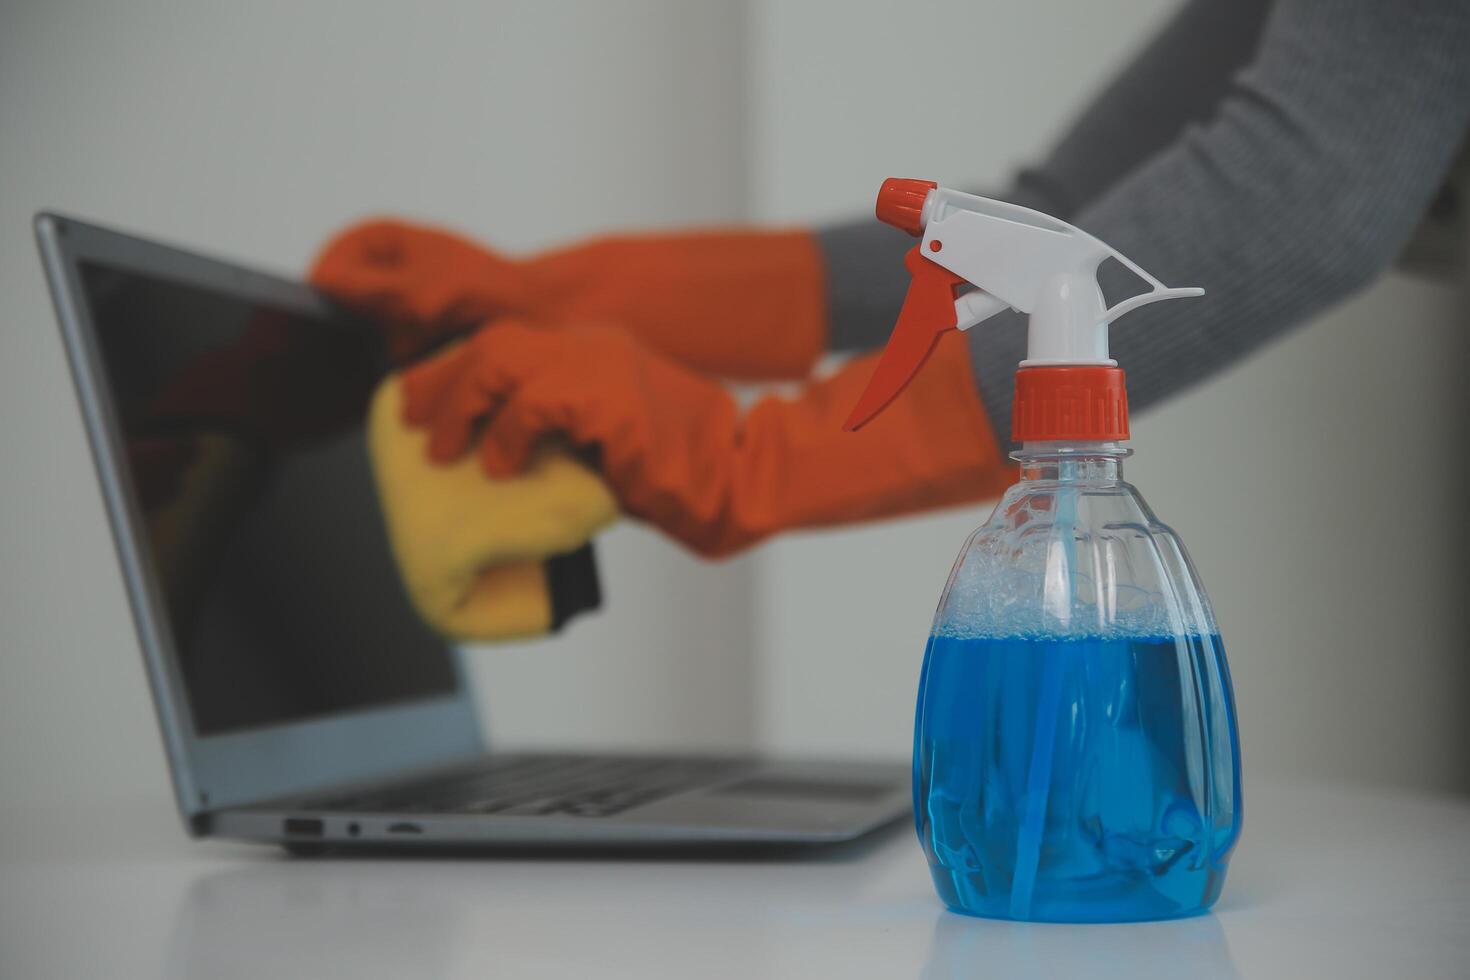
[1,0,1464,816]
[745,0,1470,792]
[0,0,757,809]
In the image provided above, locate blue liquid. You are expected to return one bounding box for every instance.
[915,632,1242,923]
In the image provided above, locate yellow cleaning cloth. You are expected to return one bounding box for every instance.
[366,375,618,641]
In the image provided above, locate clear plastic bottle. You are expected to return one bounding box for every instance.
[913,441,1242,922]
[846,179,1242,922]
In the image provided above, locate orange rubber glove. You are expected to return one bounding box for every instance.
[400,321,1013,558]
[310,219,827,379]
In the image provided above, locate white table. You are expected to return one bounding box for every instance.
[2,779,1466,979]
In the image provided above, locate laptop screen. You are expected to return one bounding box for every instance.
[79,261,458,736]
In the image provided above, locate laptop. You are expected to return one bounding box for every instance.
[35,212,909,851]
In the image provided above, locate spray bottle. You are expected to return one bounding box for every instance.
[847,179,1242,923]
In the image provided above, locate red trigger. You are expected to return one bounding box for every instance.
[843,247,968,432]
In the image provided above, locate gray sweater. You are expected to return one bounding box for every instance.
[821,0,1470,447]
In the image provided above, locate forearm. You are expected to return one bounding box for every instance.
[968,0,1470,445]
[1024,0,1270,222]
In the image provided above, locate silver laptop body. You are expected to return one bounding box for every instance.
[35,212,908,851]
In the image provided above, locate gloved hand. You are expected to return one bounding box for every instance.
[400,321,1013,558]
[368,376,617,641]
[309,219,826,378]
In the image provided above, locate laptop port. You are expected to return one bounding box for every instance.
[284,817,324,837]
[387,821,423,835]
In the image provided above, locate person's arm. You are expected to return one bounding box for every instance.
[966,0,1470,444]
[823,0,1272,353]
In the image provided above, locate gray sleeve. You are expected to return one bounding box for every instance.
[822,0,1270,354]
[968,0,1470,446]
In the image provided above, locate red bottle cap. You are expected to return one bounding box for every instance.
[875,178,937,237]
[1011,366,1130,442]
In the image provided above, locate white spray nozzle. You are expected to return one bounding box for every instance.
[918,187,1203,364]
[845,179,1203,432]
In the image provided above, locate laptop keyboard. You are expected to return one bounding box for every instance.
[303,754,749,819]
